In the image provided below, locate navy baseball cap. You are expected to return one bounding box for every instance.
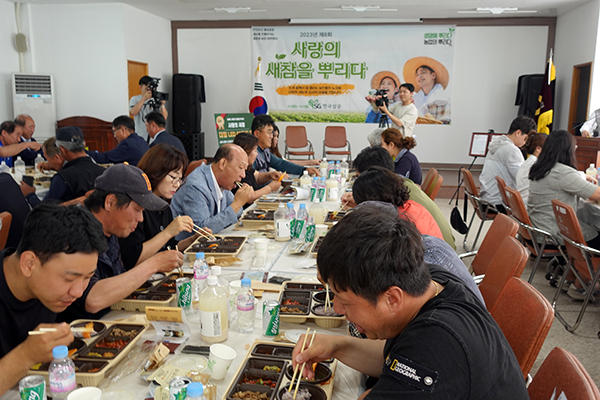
[95,164,168,211]
[56,126,85,144]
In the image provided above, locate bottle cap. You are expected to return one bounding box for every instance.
[196,252,205,259]
[211,265,222,276]
[17,156,22,161]
[241,278,251,287]
[52,345,69,359]
[207,276,218,286]
[187,382,204,397]
[303,171,308,175]
[320,177,326,181]
[313,198,320,204]
[279,203,285,208]
[287,202,294,209]
[299,203,306,209]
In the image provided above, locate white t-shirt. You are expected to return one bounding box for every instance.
[387,102,418,137]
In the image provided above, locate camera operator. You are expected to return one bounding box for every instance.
[366,82,418,138]
[130,76,168,141]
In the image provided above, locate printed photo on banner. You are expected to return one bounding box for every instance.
[251,25,455,125]
[214,113,255,147]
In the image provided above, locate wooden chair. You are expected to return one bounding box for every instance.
[551,199,600,333]
[323,126,351,160]
[460,167,498,251]
[528,347,600,400]
[478,236,529,312]
[490,277,554,379]
[495,176,512,216]
[504,185,564,283]
[425,173,443,200]
[285,126,314,160]
[185,159,207,177]
[0,212,12,250]
[459,213,519,280]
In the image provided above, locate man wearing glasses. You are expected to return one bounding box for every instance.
[87,115,149,166]
[22,126,105,207]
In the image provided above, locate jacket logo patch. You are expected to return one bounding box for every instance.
[384,353,438,393]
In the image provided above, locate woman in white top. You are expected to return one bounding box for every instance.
[516,133,547,204]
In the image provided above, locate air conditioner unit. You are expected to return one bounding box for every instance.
[12,73,57,142]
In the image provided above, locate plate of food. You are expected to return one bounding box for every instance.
[166,354,208,373]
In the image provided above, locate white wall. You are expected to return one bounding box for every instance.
[122,4,173,118]
[178,25,548,164]
[29,3,127,141]
[554,0,599,130]
[0,1,22,120]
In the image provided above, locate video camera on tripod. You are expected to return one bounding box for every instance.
[369,88,390,108]
[146,77,169,112]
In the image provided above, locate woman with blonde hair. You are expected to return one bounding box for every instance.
[380,127,422,185]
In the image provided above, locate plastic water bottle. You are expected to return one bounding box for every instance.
[210,265,231,324]
[199,276,228,343]
[237,278,256,333]
[586,163,597,181]
[48,345,76,399]
[319,158,328,177]
[294,204,308,239]
[14,156,25,182]
[309,198,326,225]
[34,153,45,170]
[286,202,296,237]
[318,177,327,202]
[274,203,291,242]
[305,216,316,242]
[192,252,209,314]
[340,158,349,179]
[327,161,335,178]
[309,177,319,201]
[186,382,207,400]
[0,161,10,174]
[300,170,312,189]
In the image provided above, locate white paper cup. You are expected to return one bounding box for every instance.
[254,238,269,257]
[68,387,102,400]
[208,343,237,380]
[315,224,328,237]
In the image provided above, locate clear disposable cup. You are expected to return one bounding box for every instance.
[208,343,237,380]
[67,387,102,400]
[254,238,269,257]
[315,224,328,237]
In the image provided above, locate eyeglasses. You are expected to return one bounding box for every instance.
[112,127,122,135]
[167,173,186,186]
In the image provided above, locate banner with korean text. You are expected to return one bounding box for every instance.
[252,25,455,125]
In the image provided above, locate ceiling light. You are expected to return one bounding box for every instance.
[289,18,422,24]
[323,5,398,12]
[213,7,266,13]
[457,7,537,14]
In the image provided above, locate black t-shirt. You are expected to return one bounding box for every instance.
[367,265,528,400]
[0,173,31,249]
[0,249,56,358]
[119,207,177,270]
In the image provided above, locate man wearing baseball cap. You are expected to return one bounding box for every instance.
[22,126,105,207]
[59,163,184,321]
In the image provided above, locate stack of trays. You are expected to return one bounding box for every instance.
[255,192,297,210]
[278,283,345,328]
[28,320,148,386]
[110,272,189,311]
[324,211,348,227]
[183,235,247,257]
[240,209,276,227]
[224,341,337,400]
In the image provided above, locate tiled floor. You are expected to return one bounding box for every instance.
[434,198,600,385]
